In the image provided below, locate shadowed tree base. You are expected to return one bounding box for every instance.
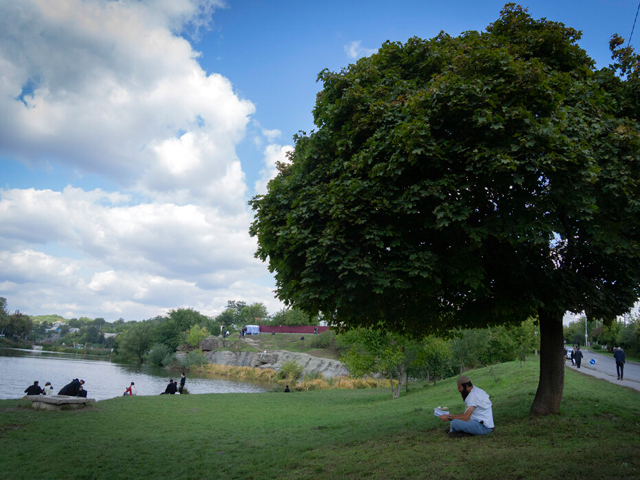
[530,310,565,416]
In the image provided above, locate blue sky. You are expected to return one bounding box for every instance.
[0,0,638,321]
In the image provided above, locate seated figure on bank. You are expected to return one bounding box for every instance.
[439,376,494,437]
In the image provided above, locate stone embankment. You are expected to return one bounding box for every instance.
[199,336,349,378]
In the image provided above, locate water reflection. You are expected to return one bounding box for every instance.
[0,348,269,401]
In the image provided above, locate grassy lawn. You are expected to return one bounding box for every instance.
[1,359,638,480]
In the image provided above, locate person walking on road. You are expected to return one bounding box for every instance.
[614,347,626,380]
[571,346,577,366]
[574,347,583,368]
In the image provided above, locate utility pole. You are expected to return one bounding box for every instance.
[584,318,588,347]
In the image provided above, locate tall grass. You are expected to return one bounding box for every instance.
[294,376,392,391]
[203,363,279,381]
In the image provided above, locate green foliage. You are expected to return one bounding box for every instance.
[214,301,269,328]
[616,316,640,356]
[0,306,32,340]
[250,5,640,415]
[154,318,181,351]
[186,325,209,347]
[168,308,209,332]
[239,303,269,323]
[309,330,338,349]
[2,360,640,479]
[117,321,154,363]
[177,349,208,369]
[146,343,175,366]
[413,335,453,385]
[277,360,304,382]
[340,327,410,398]
[271,307,317,326]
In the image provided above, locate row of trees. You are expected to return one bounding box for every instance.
[564,315,640,356]
[2,293,326,363]
[0,297,32,342]
[340,318,539,398]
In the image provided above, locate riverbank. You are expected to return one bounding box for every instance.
[1,358,638,479]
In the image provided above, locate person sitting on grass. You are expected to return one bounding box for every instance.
[439,376,494,438]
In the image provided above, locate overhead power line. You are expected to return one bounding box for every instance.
[629,0,640,47]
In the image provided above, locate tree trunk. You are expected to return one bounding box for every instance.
[529,308,565,416]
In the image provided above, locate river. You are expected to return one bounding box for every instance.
[0,348,269,401]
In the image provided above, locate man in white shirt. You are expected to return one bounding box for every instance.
[440,376,494,437]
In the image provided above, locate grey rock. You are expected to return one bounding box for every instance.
[204,350,237,365]
[203,349,349,378]
[200,336,225,351]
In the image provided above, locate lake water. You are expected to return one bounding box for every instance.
[0,348,269,401]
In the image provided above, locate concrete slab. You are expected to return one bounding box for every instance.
[25,395,95,410]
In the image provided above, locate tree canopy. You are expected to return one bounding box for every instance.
[250,4,640,415]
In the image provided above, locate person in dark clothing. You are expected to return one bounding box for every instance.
[614,347,626,380]
[77,386,87,398]
[24,381,43,396]
[284,385,290,393]
[179,373,186,394]
[574,347,583,368]
[161,379,177,394]
[58,379,84,396]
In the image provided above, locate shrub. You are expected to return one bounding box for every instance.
[309,330,335,349]
[277,360,303,382]
[146,343,175,366]
[177,349,208,369]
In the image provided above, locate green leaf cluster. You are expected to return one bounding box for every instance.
[250,4,640,337]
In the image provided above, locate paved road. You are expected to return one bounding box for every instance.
[566,349,640,392]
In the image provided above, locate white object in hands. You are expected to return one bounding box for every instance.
[434,406,449,417]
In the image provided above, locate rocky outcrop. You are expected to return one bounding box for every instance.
[202,349,349,378]
[200,336,227,351]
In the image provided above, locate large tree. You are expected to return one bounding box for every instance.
[250,4,640,415]
[118,321,154,363]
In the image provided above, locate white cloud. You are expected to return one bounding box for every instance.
[0,186,277,319]
[262,128,282,142]
[254,144,293,195]
[0,1,285,319]
[344,40,378,59]
[0,0,253,204]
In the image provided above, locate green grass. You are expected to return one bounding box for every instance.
[1,359,638,479]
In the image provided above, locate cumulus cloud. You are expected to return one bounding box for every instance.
[0,0,253,205]
[344,40,378,59]
[254,144,293,195]
[0,1,284,319]
[0,186,275,318]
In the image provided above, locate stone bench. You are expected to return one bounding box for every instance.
[25,395,96,411]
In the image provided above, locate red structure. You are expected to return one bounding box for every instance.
[257,325,330,334]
